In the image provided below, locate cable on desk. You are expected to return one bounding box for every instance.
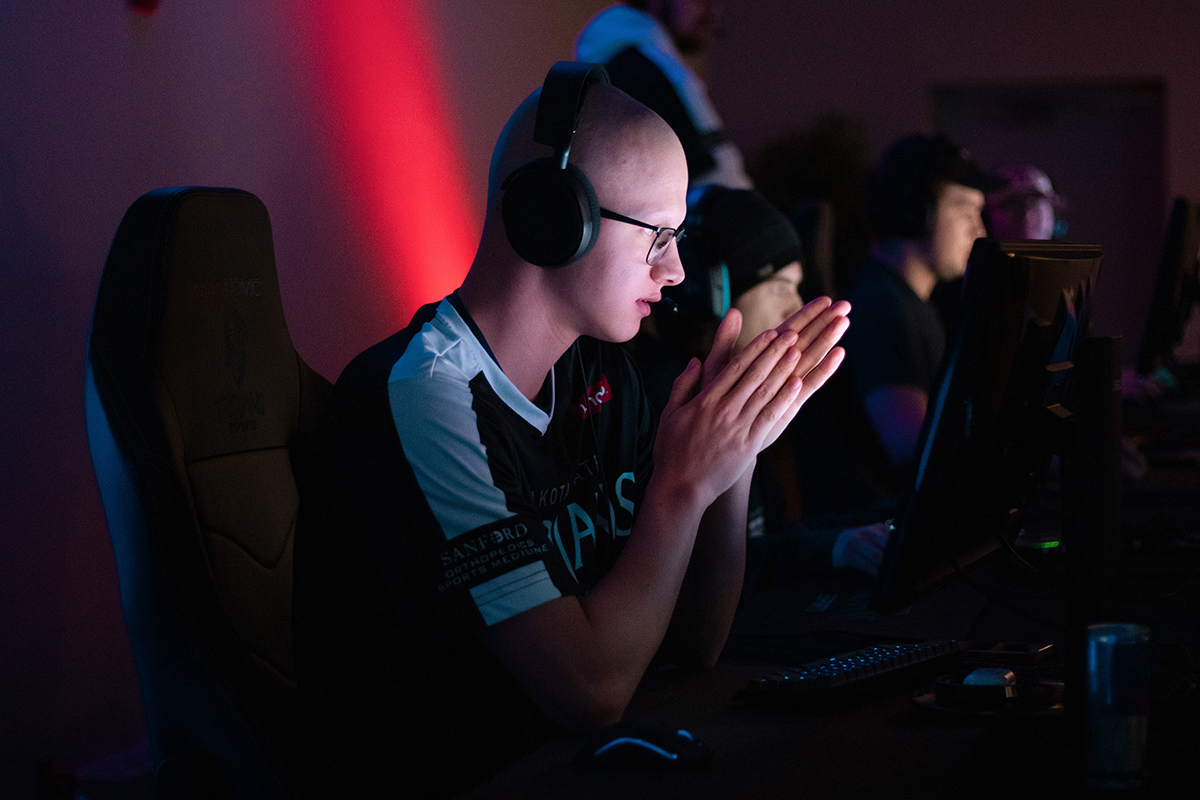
[947,550,1066,635]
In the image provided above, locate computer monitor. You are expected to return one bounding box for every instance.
[870,239,1103,614]
[1135,197,1200,380]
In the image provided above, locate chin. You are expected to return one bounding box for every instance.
[938,265,968,283]
[592,321,640,344]
[615,324,642,343]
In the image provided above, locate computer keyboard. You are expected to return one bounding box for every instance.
[737,639,972,710]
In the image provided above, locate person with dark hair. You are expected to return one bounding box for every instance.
[632,186,889,582]
[830,134,1001,503]
[293,63,850,797]
[575,1,752,190]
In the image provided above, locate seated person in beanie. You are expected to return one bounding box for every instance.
[837,134,1000,490]
[292,63,850,798]
[630,186,889,580]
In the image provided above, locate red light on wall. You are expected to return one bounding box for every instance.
[298,1,476,325]
[128,0,160,13]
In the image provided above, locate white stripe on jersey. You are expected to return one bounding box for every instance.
[469,562,560,626]
[387,298,553,541]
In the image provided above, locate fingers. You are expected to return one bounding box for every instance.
[653,337,800,506]
[745,339,804,415]
[747,372,805,445]
[799,299,851,344]
[742,299,851,449]
[707,295,849,403]
[758,334,848,448]
[832,523,891,576]
[701,308,742,390]
[711,307,743,359]
[796,304,854,367]
[698,321,783,400]
[794,345,846,406]
[718,328,799,413]
[671,325,799,454]
[787,300,851,377]
[677,295,851,459]
[665,356,703,411]
[779,297,849,345]
[718,332,810,449]
[777,295,834,338]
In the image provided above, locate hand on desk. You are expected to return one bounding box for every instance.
[831,521,890,576]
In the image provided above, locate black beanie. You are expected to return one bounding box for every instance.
[695,188,805,301]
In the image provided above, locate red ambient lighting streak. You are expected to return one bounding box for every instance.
[307,0,475,322]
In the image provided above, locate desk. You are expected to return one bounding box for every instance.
[467,661,1007,799]
[464,556,1200,799]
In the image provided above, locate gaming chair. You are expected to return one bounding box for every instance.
[84,186,331,799]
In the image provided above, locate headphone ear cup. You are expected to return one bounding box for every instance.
[918,189,937,238]
[880,183,936,240]
[501,160,601,267]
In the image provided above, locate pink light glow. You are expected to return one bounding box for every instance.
[303,0,475,323]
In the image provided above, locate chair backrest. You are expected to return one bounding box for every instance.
[85,187,332,799]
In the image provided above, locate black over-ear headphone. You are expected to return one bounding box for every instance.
[870,163,939,241]
[666,185,732,322]
[501,61,611,268]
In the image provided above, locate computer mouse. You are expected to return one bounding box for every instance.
[575,719,714,770]
[962,667,1018,686]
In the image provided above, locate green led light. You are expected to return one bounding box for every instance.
[1029,540,1061,550]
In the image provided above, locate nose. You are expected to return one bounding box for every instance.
[972,211,988,239]
[653,243,685,286]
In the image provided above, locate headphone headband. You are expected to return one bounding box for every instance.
[534,62,611,169]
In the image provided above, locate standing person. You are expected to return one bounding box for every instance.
[293,62,849,798]
[575,1,753,190]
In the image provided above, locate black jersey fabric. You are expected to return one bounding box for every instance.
[293,295,655,797]
[840,257,947,400]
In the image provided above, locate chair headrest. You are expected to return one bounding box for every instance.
[91,186,301,463]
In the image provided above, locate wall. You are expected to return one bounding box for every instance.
[709,0,1200,353]
[0,1,604,794]
[711,0,1200,200]
[1,0,1196,795]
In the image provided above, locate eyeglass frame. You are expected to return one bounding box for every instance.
[598,207,686,265]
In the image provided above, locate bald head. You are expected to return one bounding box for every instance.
[460,75,688,371]
[487,82,683,218]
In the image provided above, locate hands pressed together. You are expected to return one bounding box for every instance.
[654,296,851,507]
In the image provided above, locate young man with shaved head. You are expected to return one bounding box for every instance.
[293,63,849,797]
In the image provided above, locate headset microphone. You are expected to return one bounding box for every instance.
[659,297,678,313]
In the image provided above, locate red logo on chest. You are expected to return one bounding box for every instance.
[575,376,613,420]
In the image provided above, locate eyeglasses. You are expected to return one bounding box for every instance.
[599,208,686,265]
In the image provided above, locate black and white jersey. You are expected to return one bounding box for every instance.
[386,295,653,622]
[294,294,655,797]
